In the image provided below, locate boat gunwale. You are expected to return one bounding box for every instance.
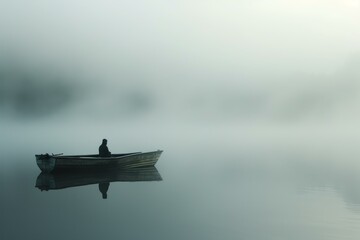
[61,152,142,158]
[36,150,163,161]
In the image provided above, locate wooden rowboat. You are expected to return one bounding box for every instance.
[35,150,163,173]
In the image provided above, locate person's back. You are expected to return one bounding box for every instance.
[99,139,111,157]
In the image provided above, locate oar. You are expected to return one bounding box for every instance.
[51,153,63,156]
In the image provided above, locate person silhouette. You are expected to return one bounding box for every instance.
[99,182,110,199]
[99,139,111,157]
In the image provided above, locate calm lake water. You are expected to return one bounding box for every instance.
[2,122,360,240]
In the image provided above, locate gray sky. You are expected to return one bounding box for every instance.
[0,0,359,123]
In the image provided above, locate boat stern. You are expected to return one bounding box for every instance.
[35,154,56,172]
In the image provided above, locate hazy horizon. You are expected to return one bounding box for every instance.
[1,0,360,126]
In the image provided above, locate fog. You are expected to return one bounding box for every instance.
[0,0,359,125]
[2,3,360,239]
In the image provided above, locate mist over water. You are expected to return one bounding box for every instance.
[1,0,360,124]
[1,1,360,239]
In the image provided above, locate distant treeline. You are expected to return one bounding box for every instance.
[0,65,75,117]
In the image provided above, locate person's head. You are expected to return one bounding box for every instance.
[102,139,107,145]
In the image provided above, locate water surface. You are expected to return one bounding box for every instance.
[2,123,360,240]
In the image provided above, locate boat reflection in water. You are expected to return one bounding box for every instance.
[35,167,162,199]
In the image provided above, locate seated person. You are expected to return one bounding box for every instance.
[99,139,111,157]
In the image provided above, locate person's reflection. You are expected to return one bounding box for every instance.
[99,182,110,199]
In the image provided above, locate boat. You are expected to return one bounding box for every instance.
[35,167,162,191]
[35,150,163,173]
